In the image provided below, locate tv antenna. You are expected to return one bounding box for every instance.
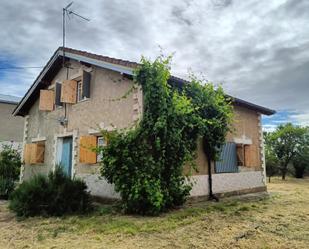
[62,2,90,67]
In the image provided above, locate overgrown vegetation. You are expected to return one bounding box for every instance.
[9,166,92,217]
[99,56,232,215]
[0,144,21,199]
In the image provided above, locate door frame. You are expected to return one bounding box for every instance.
[54,130,77,179]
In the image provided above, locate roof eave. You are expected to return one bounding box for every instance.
[231,96,276,115]
[14,47,276,117]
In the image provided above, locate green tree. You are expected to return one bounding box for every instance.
[264,132,279,183]
[266,123,308,180]
[0,144,21,198]
[99,56,232,214]
[292,144,309,178]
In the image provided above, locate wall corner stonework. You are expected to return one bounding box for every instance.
[19,115,29,183]
[258,114,266,185]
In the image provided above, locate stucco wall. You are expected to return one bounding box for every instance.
[0,102,24,142]
[189,171,265,197]
[192,105,263,176]
[23,59,141,184]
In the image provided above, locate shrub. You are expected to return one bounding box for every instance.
[9,166,92,217]
[0,144,21,199]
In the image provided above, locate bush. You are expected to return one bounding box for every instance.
[0,144,21,199]
[9,166,92,217]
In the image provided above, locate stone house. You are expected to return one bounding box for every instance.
[13,47,275,199]
[0,94,24,151]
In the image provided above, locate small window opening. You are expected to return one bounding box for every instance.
[97,136,105,162]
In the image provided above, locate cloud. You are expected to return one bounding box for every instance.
[0,0,308,126]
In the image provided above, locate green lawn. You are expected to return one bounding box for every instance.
[0,178,308,248]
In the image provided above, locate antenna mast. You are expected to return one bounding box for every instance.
[62,2,90,67]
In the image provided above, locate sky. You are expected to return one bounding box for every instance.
[0,0,308,130]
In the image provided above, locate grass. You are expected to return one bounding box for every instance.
[0,177,308,248]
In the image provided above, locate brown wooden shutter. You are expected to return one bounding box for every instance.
[35,143,45,164]
[245,145,259,167]
[79,135,97,164]
[24,143,45,164]
[82,71,91,98]
[236,145,244,166]
[39,90,54,111]
[61,80,77,103]
[24,144,32,164]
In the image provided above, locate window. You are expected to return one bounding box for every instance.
[77,80,83,102]
[97,136,105,162]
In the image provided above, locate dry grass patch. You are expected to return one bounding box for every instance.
[0,178,308,248]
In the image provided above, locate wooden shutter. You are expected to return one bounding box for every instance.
[82,71,91,98]
[79,135,97,164]
[24,144,33,164]
[61,80,77,103]
[55,83,63,106]
[39,90,54,111]
[24,143,45,164]
[245,145,259,167]
[34,143,45,164]
[236,145,244,166]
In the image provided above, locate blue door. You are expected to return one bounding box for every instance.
[216,142,238,173]
[60,137,73,176]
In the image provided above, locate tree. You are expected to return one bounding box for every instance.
[266,123,308,180]
[99,56,232,214]
[182,77,233,198]
[264,132,279,183]
[292,145,309,178]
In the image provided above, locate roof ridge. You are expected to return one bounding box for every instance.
[60,47,139,68]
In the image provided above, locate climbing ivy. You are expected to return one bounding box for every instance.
[99,56,232,215]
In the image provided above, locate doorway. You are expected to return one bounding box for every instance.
[57,136,73,176]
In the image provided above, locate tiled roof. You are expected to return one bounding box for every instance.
[63,47,139,69]
[0,94,21,104]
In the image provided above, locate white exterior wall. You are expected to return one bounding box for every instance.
[78,171,264,199]
[77,174,120,199]
[189,171,265,197]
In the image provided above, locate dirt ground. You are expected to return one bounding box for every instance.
[0,177,308,249]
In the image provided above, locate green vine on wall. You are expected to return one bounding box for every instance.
[99,56,232,215]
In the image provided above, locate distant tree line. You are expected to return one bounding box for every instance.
[264,123,309,182]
